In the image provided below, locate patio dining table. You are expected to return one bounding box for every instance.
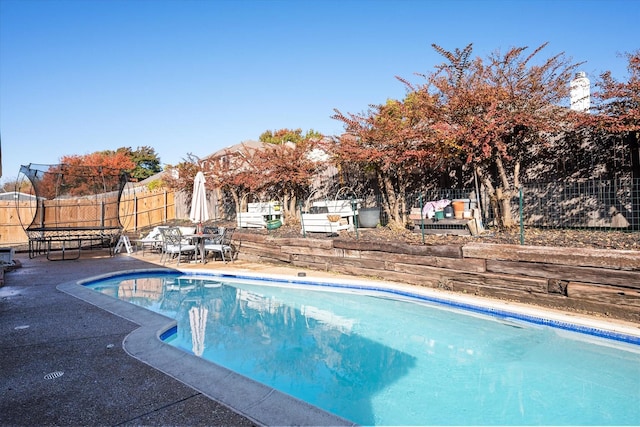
[184,233,220,264]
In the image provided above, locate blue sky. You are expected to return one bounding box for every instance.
[1,0,638,184]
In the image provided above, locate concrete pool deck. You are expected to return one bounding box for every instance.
[2,249,639,426]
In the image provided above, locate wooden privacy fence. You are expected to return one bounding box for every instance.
[0,189,176,248]
[33,197,121,229]
[0,200,36,247]
[119,189,176,234]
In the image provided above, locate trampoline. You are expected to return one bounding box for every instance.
[16,163,129,260]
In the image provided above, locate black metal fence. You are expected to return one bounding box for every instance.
[401,177,640,232]
[518,178,639,231]
[219,177,638,233]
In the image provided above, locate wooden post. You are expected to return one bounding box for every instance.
[164,190,167,223]
[134,194,138,232]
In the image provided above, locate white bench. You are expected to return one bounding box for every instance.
[301,200,357,233]
[237,202,284,228]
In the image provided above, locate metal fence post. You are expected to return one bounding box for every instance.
[133,193,138,232]
[519,187,524,245]
[419,195,425,244]
[351,197,359,239]
[299,203,306,238]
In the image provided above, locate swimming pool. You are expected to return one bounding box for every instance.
[80,269,640,426]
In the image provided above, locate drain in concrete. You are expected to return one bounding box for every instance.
[44,371,64,380]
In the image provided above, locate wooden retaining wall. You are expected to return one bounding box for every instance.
[233,230,640,323]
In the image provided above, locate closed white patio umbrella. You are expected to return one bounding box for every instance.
[189,305,208,357]
[189,171,209,230]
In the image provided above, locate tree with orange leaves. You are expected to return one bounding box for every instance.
[250,136,326,220]
[592,50,640,135]
[203,144,261,218]
[164,147,259,221]
[421,43,582,227]
[591,50,640,179]
[161,154,201,196]
[332,43,582,227]
[36,151,134,199]
[331,93,452,226]
[196,131,325,222]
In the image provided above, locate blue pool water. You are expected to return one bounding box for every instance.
[86,272,640,426]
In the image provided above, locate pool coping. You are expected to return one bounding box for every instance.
[58,267,640,427]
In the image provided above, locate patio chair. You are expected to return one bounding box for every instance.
[203,225,219,236]
[159,227,197,266]
[198,226,221,245]
[204,227,235,262]
[137,226,167,256]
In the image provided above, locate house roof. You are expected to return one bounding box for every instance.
[202,140,266,161]
[0,191,38,201]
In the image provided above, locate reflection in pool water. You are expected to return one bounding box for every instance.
[88,273,640,426]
